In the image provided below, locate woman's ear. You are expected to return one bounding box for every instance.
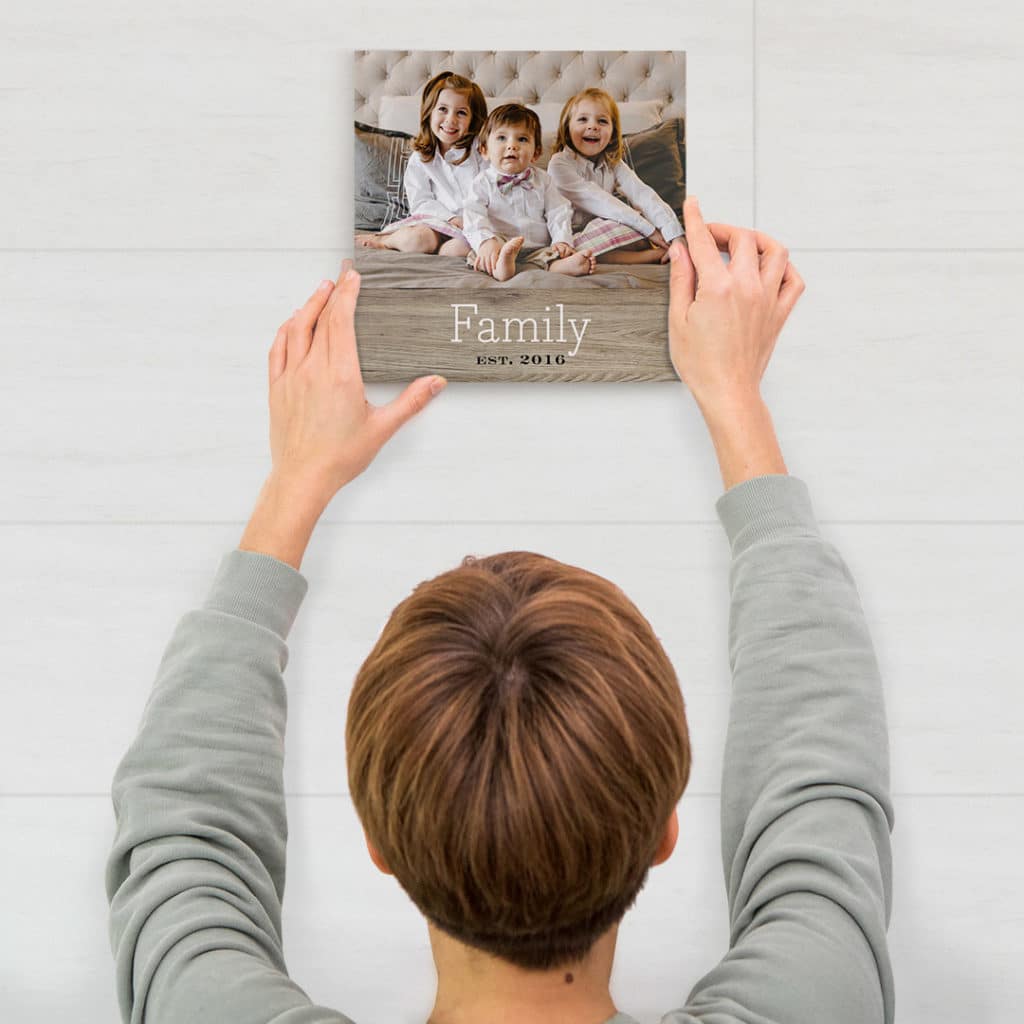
[651,808,679,867]
[365,832,393,875]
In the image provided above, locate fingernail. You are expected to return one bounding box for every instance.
[318,279,333,291]
[429,375,447,396]
[345,268,358,282]
[341,257,354,274]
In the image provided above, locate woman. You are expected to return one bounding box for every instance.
[106,199,895,1024]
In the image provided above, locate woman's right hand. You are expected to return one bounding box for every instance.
[667,197,804,410]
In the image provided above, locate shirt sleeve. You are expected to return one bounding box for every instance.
[105,549,355,1024]
[670,475,896,1024]
[546,152,655,236]
[403,153,456,222]
[612,160,684,241]
[462,174,497,252]
[542,176,574,246]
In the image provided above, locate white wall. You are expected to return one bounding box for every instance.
[2,2,1022,1021]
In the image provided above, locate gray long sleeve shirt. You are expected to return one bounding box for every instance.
[106,473,895,1023]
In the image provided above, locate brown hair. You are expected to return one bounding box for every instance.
[479,103,544,158]
[346,550,691,971]
[412,71,488,166]
[553,88,625,167]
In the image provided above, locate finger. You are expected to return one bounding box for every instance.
[372,374,447,446]
[705,222,788,277]
[324,266,363,375]
[681,196,725,283]
[776,260,805,318]
[668,238,696,318]
[706,222,758,276]
[288,277,336,367]
[760,238,790,295]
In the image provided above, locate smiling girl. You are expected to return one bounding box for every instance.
[356,71,487,257]
[547,87,683,264]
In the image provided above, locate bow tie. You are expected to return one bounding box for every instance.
[496,168,534,194]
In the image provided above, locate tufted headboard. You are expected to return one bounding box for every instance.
[354,50,685,126]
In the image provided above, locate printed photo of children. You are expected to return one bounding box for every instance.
[353,51,685,288]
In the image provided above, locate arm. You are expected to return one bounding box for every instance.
[669,205,893,1024]
[403,153,456,222]
[542,176,574,247]
[546,152,655,235]
[673,397,895,1024]
[462,175,497,252]
[104,268,441,1024]
[105,541,354,1023]
[613,160,684,241]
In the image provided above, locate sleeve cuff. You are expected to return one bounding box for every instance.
[202,549,309,641]
[715,474,822,556]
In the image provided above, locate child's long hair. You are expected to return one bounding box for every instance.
[553,88,625,168]
[412,71,488,166]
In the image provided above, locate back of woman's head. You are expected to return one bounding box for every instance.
[346,550,691,971]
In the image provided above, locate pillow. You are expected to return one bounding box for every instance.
[354,121,413,231]
[534,131,559,171]
[620,116,686,217]
[528,98,665,137]
[378,94,525,136]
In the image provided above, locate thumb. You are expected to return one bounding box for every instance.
[373,374,447,445]
[668,238,696,316]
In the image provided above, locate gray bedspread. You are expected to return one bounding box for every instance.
[352,247,669,290]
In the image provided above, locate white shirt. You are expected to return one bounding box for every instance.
[403,139,485,222]
[546,148,684,241]
[462,163,574,252]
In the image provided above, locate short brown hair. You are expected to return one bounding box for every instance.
[346,550,691,970]
[479,103,544,158]
[412,71,488,166]
[553,88,625,167]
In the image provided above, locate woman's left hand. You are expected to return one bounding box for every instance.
[267,259,447,506]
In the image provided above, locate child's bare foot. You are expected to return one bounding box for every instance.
[355,233,392,250]
[493,236,525,281]
[549,250,596,276]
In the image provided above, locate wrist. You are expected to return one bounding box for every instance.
[238,473,329,571]
[694,390,788,492]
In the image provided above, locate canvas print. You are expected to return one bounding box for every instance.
[352,50,686,382]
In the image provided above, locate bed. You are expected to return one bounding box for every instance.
[352,50,685,382]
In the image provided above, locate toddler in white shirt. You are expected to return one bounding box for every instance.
[546,87,684,264]
[356,71,487,257]
[463,104,597,281]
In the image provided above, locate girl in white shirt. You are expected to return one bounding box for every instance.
[356,71,487,258]
[546,88,684,264]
